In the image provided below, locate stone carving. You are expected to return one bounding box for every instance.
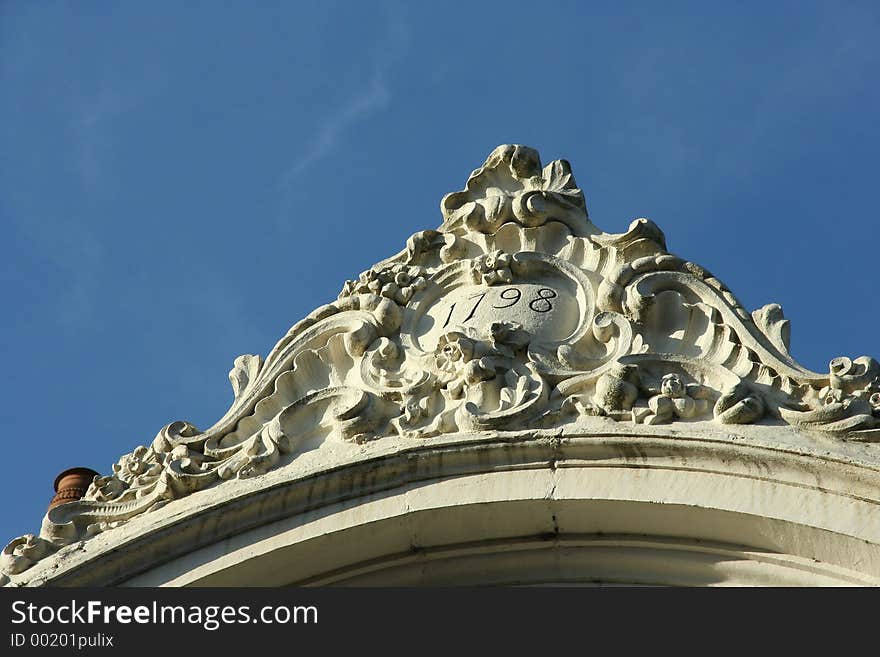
[592,364,640,418]
[632,373,713,425]
[780,356,880,439]
[713,381,766,425]
[339,264,428,306]
[470,250,513,286]
[4,143,879,584]
[439,144,589,236]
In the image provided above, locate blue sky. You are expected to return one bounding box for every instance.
[2,1,879,541]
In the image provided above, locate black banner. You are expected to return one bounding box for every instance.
[0,586,857,652]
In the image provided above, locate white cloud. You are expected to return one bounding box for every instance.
[280,3,410,186]
[282,73,391,182]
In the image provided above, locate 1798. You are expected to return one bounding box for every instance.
[442,286,558,328]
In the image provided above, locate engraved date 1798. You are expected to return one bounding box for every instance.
[442,286,558,328]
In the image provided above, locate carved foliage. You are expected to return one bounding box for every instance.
[440,144,592,237]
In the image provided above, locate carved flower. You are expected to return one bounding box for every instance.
[339,264,427,306]
[89,443,198,502]
[114,446,151,480]
[434,332,476,374]
[471,250,513,286]
[433,331,498,399]
[96,445,164,494]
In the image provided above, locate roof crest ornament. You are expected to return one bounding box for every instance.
[3,144,878,585]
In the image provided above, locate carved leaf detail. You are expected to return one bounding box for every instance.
[229,354,263,399]
[542,159,574,192]
[752,304,791,357]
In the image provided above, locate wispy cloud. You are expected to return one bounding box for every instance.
[282,74,391,182]
[71,85,148,191]
[280,3,410,186]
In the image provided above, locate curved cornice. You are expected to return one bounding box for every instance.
[8,423,880,586]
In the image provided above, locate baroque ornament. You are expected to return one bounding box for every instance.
[4,143,879,585]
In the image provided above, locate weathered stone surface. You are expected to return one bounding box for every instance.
[4,145,880,586]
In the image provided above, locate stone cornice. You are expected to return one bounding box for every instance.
[8,424,880,586]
